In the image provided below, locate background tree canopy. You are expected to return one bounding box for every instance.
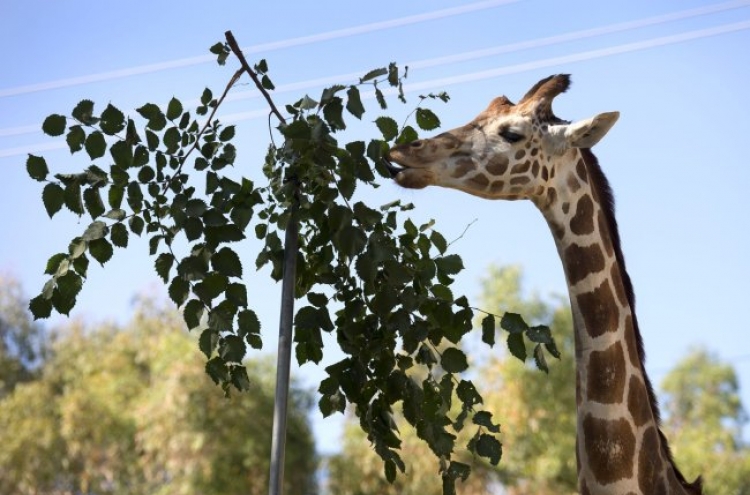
[0,277,316,495]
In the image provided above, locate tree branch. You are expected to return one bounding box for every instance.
[225,30,287,125]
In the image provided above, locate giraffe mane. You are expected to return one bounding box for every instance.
[579,148,703,495]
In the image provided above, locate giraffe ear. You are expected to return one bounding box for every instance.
[563,111,620,148]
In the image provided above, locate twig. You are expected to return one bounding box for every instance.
[225,30,287,125]
[447,218,477,249]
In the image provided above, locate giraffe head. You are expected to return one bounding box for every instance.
[385,74,619,203]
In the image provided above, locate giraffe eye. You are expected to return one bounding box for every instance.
[500,129,524,143]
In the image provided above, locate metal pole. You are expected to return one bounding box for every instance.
[268,201,299,495]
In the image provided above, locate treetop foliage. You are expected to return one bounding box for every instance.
[24,34,558,493]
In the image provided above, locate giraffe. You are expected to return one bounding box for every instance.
[384,74,703,495]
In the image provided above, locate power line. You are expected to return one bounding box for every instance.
[1,19,748,159]
[0,0,522,99]
[2,0,748,139]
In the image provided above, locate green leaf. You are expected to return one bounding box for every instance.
[88,238,113,265]
[110,223,128,248]
[66,125,86,153]
[211,247,243,278]
[396,125,418,145]
[200,88,213,106]
[527,324,553,344]
[334,225,366,258]
[533,344,549,373]
[226,283,247,306]
[72,99,96,124]
[154,253,174,282]
[100,104,125,135]
[51,272,82,315]
[26,155,48,181]
[474,433,502,465]
[129,215,145,235]
[194,272,228,304]
[44,253,67,275]
[219,335,246,363]
[219,125,235,142]
[507,332,527,362]
[110,140,133,168]
[375,87,387,110]
[166,97,183,121]
[183,299,204,330]
[136,103,167,131]
[456,379,482,407]
[42,114,67,136]
[168,276,190,306]
[441,347,468,373]
[435,254,463,275]
[230,366,251,391]
[63,182,84,215]
[68,238,87,259]
[84,131,106,160]
[345,86,365,119]
[360,67,388,82]
[29,295,52,319]
[500,312,529,334]
[199,329,219,358]
[416,108,441,131]
[185,198,207,217]
[375,116,398,141]
[83,187,105,219]
[322,97,345,130]
[472,411,500,433]
[238,308,261,336]
[481,314,495,347]
[82,220,108,241]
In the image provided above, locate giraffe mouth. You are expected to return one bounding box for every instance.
[382,157,406,178]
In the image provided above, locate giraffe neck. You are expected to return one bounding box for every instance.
[537,149,699,495]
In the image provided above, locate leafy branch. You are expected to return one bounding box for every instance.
[24,36,560,495]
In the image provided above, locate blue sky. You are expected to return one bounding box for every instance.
[2,0,749,455]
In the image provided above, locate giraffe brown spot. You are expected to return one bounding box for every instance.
[563,243,605,285]
[567,172,582,193]
[489,180,505,194]
[451,158,477,178]
[515,149,526,160]
[583,415,635,485]
[598,210,614,256]
[509,186,523,195]
[486,155,509,175]
[510,176,530,185]
[587,342,626,404]
[468,173,490,188]
[627,375,652,427]
[531,147,539,157]
[531,160,540,177]
[610,264,628,306]
[549,166,556,179]
[570,195,595,235]
[577,159,588,183]
[562,202,570,214]
[541,166,549,181]
[576,281,619,338]
[510,161,530,174]
[639,427,665,494]
[547,187,558,206]
[623,315,639,367]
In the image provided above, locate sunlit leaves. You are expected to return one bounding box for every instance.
[416,108,441,131]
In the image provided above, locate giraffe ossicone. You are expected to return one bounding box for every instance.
[386,74,702,495]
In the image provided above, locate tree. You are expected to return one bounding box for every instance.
[0,273,47,398]
[327,264,575,494]
[475,264,577,494]
[660,348,750,495]
[0,295,316,495]
[23,34,557,492]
